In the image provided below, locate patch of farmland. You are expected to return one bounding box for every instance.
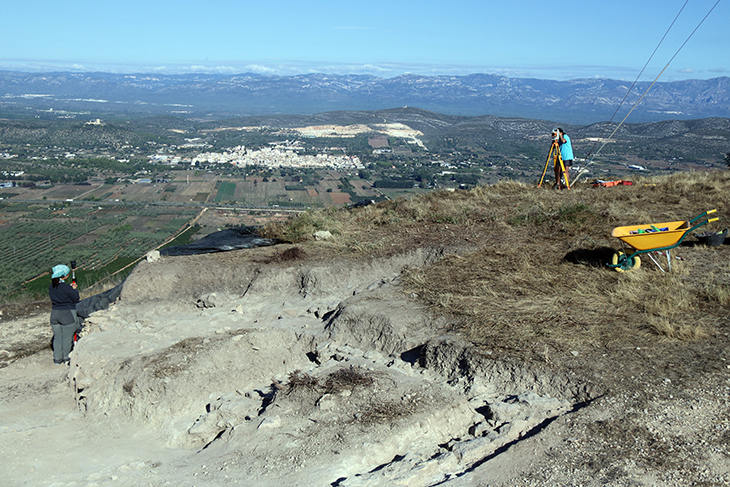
[34,185,86,199]
[213,181,236,203]
[175,181,214,196]
[120,184,164,202]
[351,183,377,198]
[68,234,99,245]
[81,185,116,199]
[0,201,203,296]
[234,180,282,207]
[130,217,154,231]
[90,205,128,216]
[329,192,351,204]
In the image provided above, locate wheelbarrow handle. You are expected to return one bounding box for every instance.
[689,209,718,224]
[687,214,720,237]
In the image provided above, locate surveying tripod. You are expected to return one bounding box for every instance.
[538,138,570,190]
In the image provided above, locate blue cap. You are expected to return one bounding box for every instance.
[52,265,71,279]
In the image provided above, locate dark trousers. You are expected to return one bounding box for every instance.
[50,309,79,364]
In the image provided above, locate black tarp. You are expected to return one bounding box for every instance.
[160,227,279,257]
[76,282,123,319]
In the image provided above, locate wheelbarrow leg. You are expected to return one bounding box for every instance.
[647,249,672,272]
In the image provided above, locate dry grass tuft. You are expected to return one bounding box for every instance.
[702,283,730,305]
[278,246,306,261]
[647,316,711,340]
[260,207,347,243]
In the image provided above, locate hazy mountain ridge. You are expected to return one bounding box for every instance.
[1,71,728,124]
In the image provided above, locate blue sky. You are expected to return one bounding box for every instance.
[0,0,726,81]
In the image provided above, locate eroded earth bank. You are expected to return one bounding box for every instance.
[1,239,727,486]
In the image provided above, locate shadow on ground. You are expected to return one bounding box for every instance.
[563,247,617,268]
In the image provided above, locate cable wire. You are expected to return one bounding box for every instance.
[573,0,721,185]
[582,0,689,161]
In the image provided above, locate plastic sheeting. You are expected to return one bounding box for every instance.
[160,227,279,257]
[76,282,123,319]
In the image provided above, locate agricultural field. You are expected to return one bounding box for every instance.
[0,167,418,298]
[213,181,236,203]
[6,170,389,209]
[0,200,201,297]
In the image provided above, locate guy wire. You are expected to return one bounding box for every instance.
[582,0,689,161]
[573,0,721,185]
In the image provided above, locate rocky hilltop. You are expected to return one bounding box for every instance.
[1,173,729,486]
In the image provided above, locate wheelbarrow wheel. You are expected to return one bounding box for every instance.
[611,251,641,272]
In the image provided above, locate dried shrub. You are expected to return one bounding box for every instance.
[324,367,374,394]
[261,246,306,264]
[285,370,319,394]
[261,208,343,243]
[357,400,418,425]
[279,246,305,261]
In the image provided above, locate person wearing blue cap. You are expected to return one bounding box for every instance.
[49,264,80,365]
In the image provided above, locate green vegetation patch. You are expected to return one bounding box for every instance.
[159,224,201,250]
[0,202,199,298]
[214,182,236,202]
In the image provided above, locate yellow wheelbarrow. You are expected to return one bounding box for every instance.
[609,209,718,272]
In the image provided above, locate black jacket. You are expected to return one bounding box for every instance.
[49,282,79,310]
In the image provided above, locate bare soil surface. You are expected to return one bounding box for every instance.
[1,181,730,486]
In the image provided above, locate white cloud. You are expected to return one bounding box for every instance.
[190,65,240,74]
[302,63,393,76]
[242,64,280,75]
[359,64,390,73]
[678,68,695,74]
[709,68,727,73]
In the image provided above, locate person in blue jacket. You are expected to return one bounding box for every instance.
[555,128,574,189]
[49,264,80,365]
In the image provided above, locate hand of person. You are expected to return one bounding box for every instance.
[71,282,78,290]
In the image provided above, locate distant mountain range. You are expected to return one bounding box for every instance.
[0,71,728,124]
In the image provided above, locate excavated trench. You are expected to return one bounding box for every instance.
[68,247,599,486]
